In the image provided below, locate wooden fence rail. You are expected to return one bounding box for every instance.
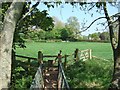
[58,63,70,90]
[15,55,37,60]
[30,64,44,90]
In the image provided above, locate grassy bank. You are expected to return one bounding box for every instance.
[65,58,113,88]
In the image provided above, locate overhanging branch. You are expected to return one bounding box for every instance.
[112,12,120,17]
[80,17,106,33]
[17,0,41,25]
[80,12,120,34]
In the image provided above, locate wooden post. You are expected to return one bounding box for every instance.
[89,49,92,59]
[74,48,79,61]
[58,50,62,63]
[64,55,67,69]
[38,51,43,65]
[12,49,16,69]
[11,49,16,84]
[28,58,31,74]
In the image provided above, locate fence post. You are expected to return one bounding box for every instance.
[28,58,31,74]
[74,48,79,61]
[64,55,67,69]
[38,51,43,65]
[12,49,16,69]
[58,50,62,64]
[11,49,16,84]
[89,49,92,59]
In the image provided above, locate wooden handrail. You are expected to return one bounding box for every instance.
[15,55,37,60]
[58,63,70,90]
[15,54,73,59]
[30,64,44,89]
[43,55,57,58]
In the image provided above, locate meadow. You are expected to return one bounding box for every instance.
[15,41,114,88]
[16,41,113,60]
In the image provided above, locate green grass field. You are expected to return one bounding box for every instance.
[15,41,114,88]
[16,41,113,60]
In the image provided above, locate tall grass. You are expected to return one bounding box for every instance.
[65,58,113,88]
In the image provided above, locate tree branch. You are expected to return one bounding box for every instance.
[112,12,120,17]
[103,2,116,50]
[79,17,106,33]
[17,0,41,25]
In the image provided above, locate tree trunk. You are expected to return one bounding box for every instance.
[103,2,120,89]
[0,1,24,89]
[109,49,120,89]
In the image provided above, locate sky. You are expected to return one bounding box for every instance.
[37,2,119,36]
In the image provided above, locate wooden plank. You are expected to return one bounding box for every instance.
[59,63,70,90]
[15,55,37,60]
[43,55,57,58]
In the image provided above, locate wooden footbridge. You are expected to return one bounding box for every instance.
[30,51,70,90]
[14,49,92,90]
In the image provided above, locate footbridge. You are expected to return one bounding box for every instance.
[30,51,70,90]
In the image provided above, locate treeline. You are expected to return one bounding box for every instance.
[88,32,110,41]
[22,28,110,43]
[21,16,82,42]
[23,28,81,42]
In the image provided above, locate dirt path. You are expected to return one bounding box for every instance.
[43,61,58,90]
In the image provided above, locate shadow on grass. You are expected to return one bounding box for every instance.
[65,58,113,89]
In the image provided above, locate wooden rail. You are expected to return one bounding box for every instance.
[58,63,70,90]
[30,64,44,89]
[15,55,37,60]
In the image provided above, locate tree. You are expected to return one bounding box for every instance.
[102,2,120,89]
[61,28,69,40]
[52,16,65,29]
[89,33,99,40]
[81,2,120,89]
[0,1,25,89]
[65,16,80,39]
[14,8,54,48]
[37,30,46,40]
[0,0,46,89]
[99,31,110,41]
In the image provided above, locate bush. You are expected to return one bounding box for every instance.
[65,58,113,88]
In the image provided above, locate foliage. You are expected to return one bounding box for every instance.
[65,58,113,88]
[61,28,69,40]
[88,32,110,41]
[13,8,54,48]
[11,59,38,89]
[99,32,110,41]
[88,33,100,40]
[65,16,81,39]
[2,2,54,49]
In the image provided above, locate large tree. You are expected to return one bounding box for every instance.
[0,1,25,89]
[102,2,120,89]
[0,0,45,89]
[80,1,120,89]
